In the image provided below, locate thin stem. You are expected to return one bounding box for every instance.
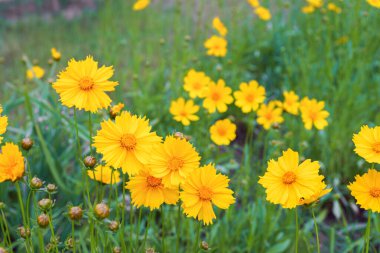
[295,208,299,253]
[88,112,93,155]
[365,211,371,253]
[120,173,127,253]
[15,182,31,253]
[161,206,166,253]
[72,220,76,253]
[194,222,201,253]
[311,208,320,253]
[142,211,152,251]
[136,208,142,250]
[73,109,82,156]
[176,202,181,252]
[1,210,12,252]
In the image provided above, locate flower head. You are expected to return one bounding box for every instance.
[183,69,211,98]
[210,119,236,146]
[302,5,315,13]
[0,106,7,144]
[53,56,118,112]
[327,3,342,13]
[257,101,284,130]
[202,79,233,114]
[353,125,380,164]
[0,143,25,183]
[298,182,332,205]
[169,98,199,126]
[204,36,227,57]
[300,98,329,130]
[367,0,380,8]
[258,149,325,208]
[180,164,235,225]
[254,7,271,21]
[87,165,120,185]
[110,103,125,118]
[93,112,161,175]
[247,0,260,7]
[212,17,227,37]
[26,66,45,80]
[150,136,200,188]
[133,0,150,11]
[233,80,266,113]
[282,91,299,115]
[307,0,323,8]
[51,48,61,61]
[348,169,380,212]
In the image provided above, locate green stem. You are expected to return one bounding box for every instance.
[295,208,299,253]
[176,203,181,252]
[365,211,371,253]
[88,112,93,155]
[72,220,76,253]
[161,206,166,253]
[1,210,12,252]
[142,212,152,252]
[136,208,142,250]
[15,182,31,253]
[194,222,201,253]
[312,208,320,253]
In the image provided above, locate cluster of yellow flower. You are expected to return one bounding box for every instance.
[247,0,272,21]
[302,0,342,14]
[204,17,228,57]
[26,47,61,80]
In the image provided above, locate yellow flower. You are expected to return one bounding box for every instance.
[212,17,227,37]
[307,0,323,8]
[202,79,233,114]
[353,125,380,164]
[126,167,179,210]
[26,66,45,80]
[88,165,120,185]
[0,105,7,144]
[183,69,211,98]
[51,48,61,61]
[254,7,271,21]
[367,0,380,8]
[258,149,325,208]
[180,164,235,225]
[169,98,199,126]
[247,0,260,7]
[302,5,315,13]
[93,112,161,175]
[327,3,342,13]
[0,143,25,183]
[53,56,119,112]
[133,0,150,11]
[110,103,125,117]
[150,136,200,188]
[204,36,227,57]
[210,119,237,146]
[257,101,284,130]
[298,182,332,205]
[233,80,266,113]
[348,169,380,212]
[300,98,329,130]
[282,91,299,115]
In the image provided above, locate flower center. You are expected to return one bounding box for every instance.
[192,82,202,90]
[282,171,296,184]
[199,186,213,201]
[180,111,188,117]
[146,176,162,188]
[309,110,318,121]
[211,92,221,101]
[246,93,255,102]
[168,157,184,171]
[373,143,380,153]
[217,127,227,136]
[79,77,95,90]
[120,134,137,151]
[265,113,273,120]
[370,187,380,198]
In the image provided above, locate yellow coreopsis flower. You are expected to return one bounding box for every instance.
[169,98,199,126]
[133,0,150,11]
[327,3,342,13]
[247,0,260,7]
[0,143,25,183]
[302,5,315,13]
[93,112,161,175]
[212,17,227,37]
[257,101,284,130]
[300,98,329,130]
[234,80,266,113]
[126,167,179,210]
[202,79,233,114]
[348,169,380,212]
[150,136,200,188]
[258,149,325,208]
[87,165,120,185]
[53,56,119,112]
[210,119,237,146]
[204,36,227,57]
[183,69,211,98]
[180,164,235,225]
[254,7,271,21]
[282,91,300,115]
[298,182,332,205]
[26,66,45,80]
[51,48,61,61]
[0,106,7,144]
[353,125,380,164]
[367,0,380,8]
[307,0,323,8]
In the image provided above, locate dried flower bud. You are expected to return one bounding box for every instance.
[173,132,185,139]
[38,198,53,211]
[68,206,83,221]
[18,226,31,239]
[272,123,281,130]
[47,78,54,84]
[45,243,53,252]
[84,156,97,168]
[30,177,43,189]
[46,184,58,193]
[94,203,110,220]
[184,35,191,41]
[145,248,156,253]
[0,202,6,209]
[0,247,9,253]
[113,247,121,253]
[159,38,165,45]
[108,220,119,232]
[201,241,209,250]
[65,237,74,249]
[21,137,34,151]
[48,59,53,65]
[37,213,50,228]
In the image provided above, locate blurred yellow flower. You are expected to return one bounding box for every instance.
[110,103,124,118]
[203,79,233,114]
[247,0,260,7]
[126,167,179,210]
[353,125,380,164]
[307,0,323,8]
[0,143,25,183]
[169,98,199,126]
[298,182,332,205]
[204,36,227,57]
[300,98,329,130]
[53,56,118,112]
[282,91,299,115]
[348,169,380,212]
[150,136,200,188]
[335,36,349,45]
[88,165,120,185]
[26,66,45,80]
[234,80,266,113]
[302,5,315,13]
[367,0,380,8]
[133,0,150,11]
[183,69,211,98]
[327,3,342,13]
[254,7,271,21]
[257,101,284,130]
[51,48,61,61]
[210,119,237,146]
[212,17,227,37]
[259,149,324,208]
[180,164,235,225]
[0,105,7,144]
[93,112,161,175]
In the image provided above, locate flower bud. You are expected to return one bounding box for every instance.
[18,226,31,239]
[173,132,185,139]
[0,247,9,253]
[38,198,53,211]
[46,184,58,193]
[108,220,119,232]
[30,177,43,189]
[0,202,6,209]
[113,247,121,253]
[65,237,74,249]
[83,156,97,168]
[68,206,83,221]
[94,203,110,220]
[201,241,209,250]
[37,213,50,228]
[21,137,34,151]
[146,248,156,253]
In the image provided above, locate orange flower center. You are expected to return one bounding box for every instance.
[211,92,221,101]
[370,187,380,198]
[282,171,296,184]
[373,143,380,153]
[180,111,188,117]
[246,93,255,102]
[265,113,273,120]
[79,77,95,90]
[120,134,137,151]
[199,186,213,201]
[146,176,162,188]
[308,110,318,121]
[217,127,227,136]
[192,82,202,90]
[168,157,184,171]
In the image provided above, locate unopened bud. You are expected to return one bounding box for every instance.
[21,137,34,151]
[38,198,53,211]
[68,206,83,221]
[94,203,110,220]
[113,247,122,253]
[18,226,31,239]
[84,156,97,168]
[37,213,50,228]
[201,241,209,250]
[146,248,156,253]
[0,202,6,209]
[30,177,43,189]
[65,237,74,249]
[46,184,58,193]
[108,220,119,232]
